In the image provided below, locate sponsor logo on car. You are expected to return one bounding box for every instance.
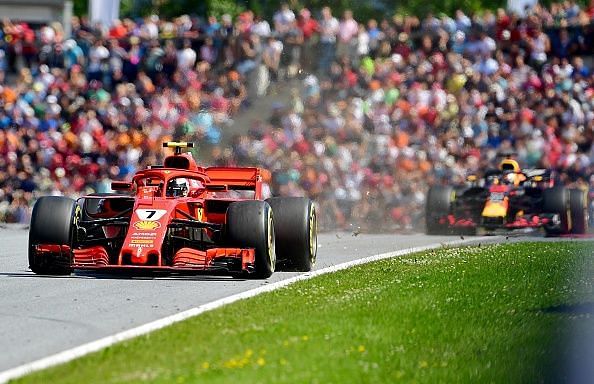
[131,232,157,239]
[130,239,154,245]
[135,209,167,221]
[133,220,161,230]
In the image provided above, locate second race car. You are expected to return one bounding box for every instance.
[426,158,588,236]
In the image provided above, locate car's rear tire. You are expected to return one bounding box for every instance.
[266,197,317,272]
[28,196,76,275]
[543,186,570,236]
[425,186,454,235]
[569,189,588,235]
[227,201,275,278]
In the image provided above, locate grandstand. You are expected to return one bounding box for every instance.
[0,1,593,230]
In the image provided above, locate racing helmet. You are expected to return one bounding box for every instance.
[503,170,516,184]
[499,159,520,173]
[499,159,523,186]
[166,178,189,197]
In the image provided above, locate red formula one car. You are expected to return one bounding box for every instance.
[28,142,317,278]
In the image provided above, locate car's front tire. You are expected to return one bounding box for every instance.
[227,201,275,278]
[543,186,570,236]
[425,186,454,235]
[28,196,76,275]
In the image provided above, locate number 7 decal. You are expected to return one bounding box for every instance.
[136,209,166,221]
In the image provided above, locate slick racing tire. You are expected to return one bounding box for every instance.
[28,196,76,275]
[425,186,454,235]
[227,201,276,279]
[543,186,570,236]
[266,197,317,272]
[569,189,588,235]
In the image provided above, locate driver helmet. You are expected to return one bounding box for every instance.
[167,178,189,197]
[503,170,516,184]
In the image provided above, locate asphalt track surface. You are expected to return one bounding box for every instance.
[0,226,493,373]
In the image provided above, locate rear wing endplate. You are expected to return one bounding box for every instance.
[205,167,269,199]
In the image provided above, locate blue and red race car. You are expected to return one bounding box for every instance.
[426,158,588,236]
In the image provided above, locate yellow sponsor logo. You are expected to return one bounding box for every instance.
[130,239,154,245]
[482,201,507,218]
[133,220,161,230]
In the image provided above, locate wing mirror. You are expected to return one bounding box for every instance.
[111,181,133,191]
[188,189,203,198]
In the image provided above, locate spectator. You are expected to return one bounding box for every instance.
[177,39,196,71]
[529,24,551,68]
[281,20,303,78]
[455,9,472,31]
[318,6,339,75]
[273,2,295,36]
[297,8,318,72]
[204,15,220,38]
[161,39,178,76]
[551,28,576,58]
[337,9,358,63]
[263,34,283,84]
[252,14,272,38]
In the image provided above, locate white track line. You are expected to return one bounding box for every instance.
[0,236,492,383]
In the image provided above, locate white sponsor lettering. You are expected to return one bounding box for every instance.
[131,232,157,238]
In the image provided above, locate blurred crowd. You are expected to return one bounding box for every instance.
[216,2,594,231]
[1,2,594,230]
[0,13,265,222]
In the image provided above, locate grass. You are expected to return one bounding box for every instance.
[14,241,594,383]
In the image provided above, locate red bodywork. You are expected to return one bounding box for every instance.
[32,151,268,275]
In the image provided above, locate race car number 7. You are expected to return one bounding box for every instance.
[136,209,167,221]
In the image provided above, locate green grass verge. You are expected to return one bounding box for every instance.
[15,241,594,383]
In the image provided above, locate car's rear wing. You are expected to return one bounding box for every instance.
[205,167,270,199]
